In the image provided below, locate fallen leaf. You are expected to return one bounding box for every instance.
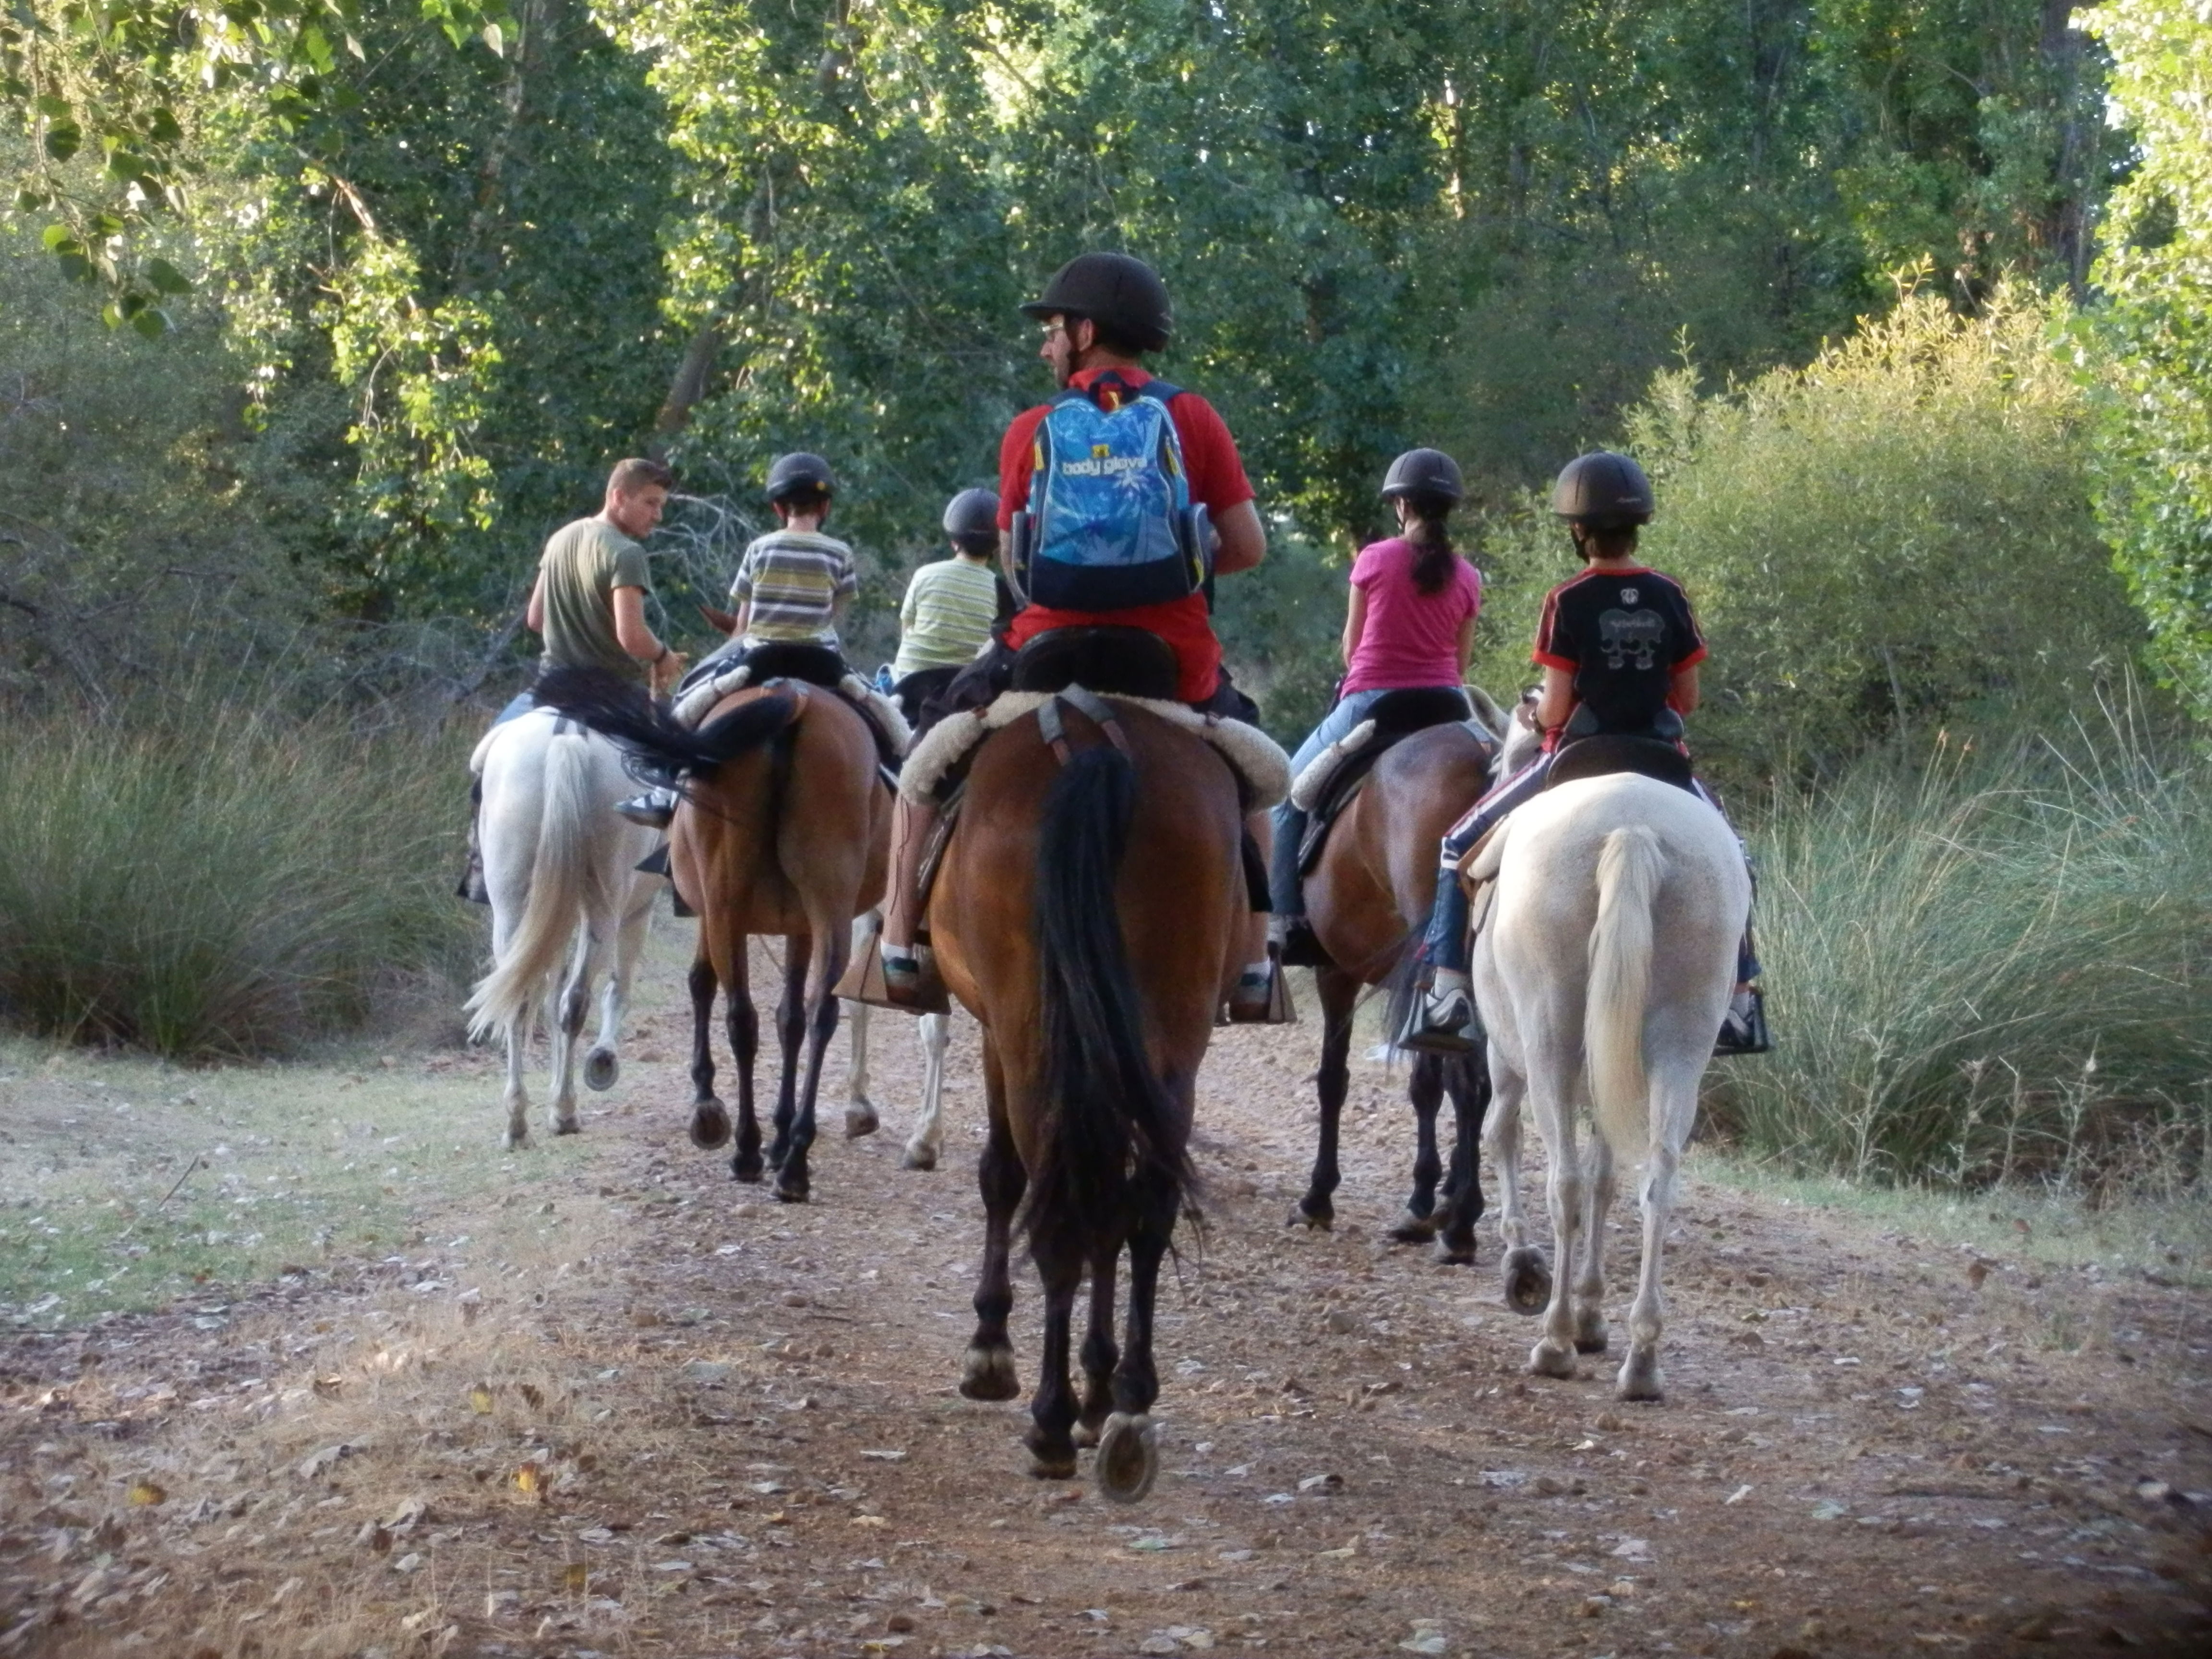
[469,1383,494,1415]
[310,1375,342,1399]
[1967,1261,1989,1289]
[519,1382,544,1409]
[513,1462,543,1497]
[127,1480,166,1507]
[562,1562,588,1594]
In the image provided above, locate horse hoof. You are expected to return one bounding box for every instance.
[959,1346,1019,1402]
[1094,1413,1159,1505]
[1574,1323,1610,1356]
[1028,1445,1078,1481]
[1072,1418,1104,1450]
[772,1175,809,1204]
[1288,1202,1332,1231]
[1527,1340,1577,1380]
[503,1129,529,1152]
[551,1115,581,1138]
[691,1101,731,1150]
[1615,1350,1664,1403]
[1502,1248,1552,1315]
[731,1154,764,1184]
[1432,1239,1475,1267]
[583,1048,619,1092]
[900,1143,938,1172]
[1389,1208,1438,1245]
[843,1105,878,1140]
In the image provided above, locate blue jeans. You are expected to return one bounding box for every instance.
[1269,686,1466,917]
[490,690,536,728]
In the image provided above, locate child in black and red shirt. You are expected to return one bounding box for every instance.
[1399,450,1765,1055]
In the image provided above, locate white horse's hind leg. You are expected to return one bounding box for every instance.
[1485,1059,1549,1315]
[1527,1077,1586,1380]
[503,1010,533,1150]
[548,924,602,1137]
[1572,1132,1617,1354]
[843,913,880,1140]
[901,1012,950,1170]
[585,876,654,1094]
[1620,1066,1699,1401]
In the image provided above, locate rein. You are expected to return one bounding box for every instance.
[1035,685,1132,764]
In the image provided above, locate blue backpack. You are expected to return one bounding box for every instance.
[1010,376,1212,612]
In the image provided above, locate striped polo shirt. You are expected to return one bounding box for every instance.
[892,556,1000,675]
[730,529,858,644]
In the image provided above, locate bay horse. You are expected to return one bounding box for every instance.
[930,691,1247,1500]
[463,709,661,1150]
[1474,769,1749,1399]
[534,666,892,1203]
[1292,698,1507,1261]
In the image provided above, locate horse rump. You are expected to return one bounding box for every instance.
[533,665,801,779]
[1025,742,1198,1261]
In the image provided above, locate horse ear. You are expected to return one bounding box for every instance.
[698,603,739,636]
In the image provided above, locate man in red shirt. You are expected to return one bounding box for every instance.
[875,253,1276,1014]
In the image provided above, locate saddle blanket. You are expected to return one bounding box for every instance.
[901,688,1291,812]
[673,661,913,758]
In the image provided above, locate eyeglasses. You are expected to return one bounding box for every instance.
[1039,320,1069,340]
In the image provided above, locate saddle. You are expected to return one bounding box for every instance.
[1294,687,1487,876]
[673,642,911,779]
[1007,626,1182,701]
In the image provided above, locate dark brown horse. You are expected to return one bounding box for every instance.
[931,696,1244,1499]
[1294,716,1501,1262]
[535,667,891,1202]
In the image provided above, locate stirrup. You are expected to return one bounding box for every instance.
[615,788,676,830]
[1395,970,1479,1056]
[1713,986,1771,1056]
[1224,957,1297,1026]
[839,938,950,1016]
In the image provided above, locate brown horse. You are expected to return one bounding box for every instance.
[1293,716,1502,1262]
[930,696,1244,1499]
[535,666,891,1202]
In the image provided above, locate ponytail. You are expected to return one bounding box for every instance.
[1401,492,1456,596]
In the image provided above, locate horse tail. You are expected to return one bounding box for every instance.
[1024,742,1196,1261]
[1587,825,1663,1158]
[465,732,604,1044]
[531,665,799,777]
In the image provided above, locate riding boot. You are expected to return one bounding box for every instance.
[1226,943,1298,1025]
[1396,876,1478,1054]
[456,780,489,905]
[615,784,681,830]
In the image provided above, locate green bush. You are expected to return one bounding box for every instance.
[0,697,473,1057]
[1623,283,2148,787]
[1712,708,2212,1189]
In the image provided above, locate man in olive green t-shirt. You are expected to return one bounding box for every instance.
[460,458,689,902]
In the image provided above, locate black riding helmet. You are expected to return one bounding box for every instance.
[1381,448,1464,505]
[1019,253,1172,353]
[766,451,836,503]
[1551,450,1654,528]
[942,487,1001,551]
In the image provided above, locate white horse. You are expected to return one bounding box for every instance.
[1474,761,1749,1401]
[464,710,663,1149]
[842,911,952,1168]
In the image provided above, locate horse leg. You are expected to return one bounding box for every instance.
[1024,1237,1084,1481]
[1072,1250,1119,1448]
[584,881,652,1094]
[1431,1049,1491,1266]
[774,923,844,1204]
[1293,967,1358,1229]
[1391,1051,1445,1244]
[1619,1066,1699,1403]
[765,933,810,1181]
[1572,1130,1616,1354]
[549,925,602,1136]
[687,954,730,1150]
[901,1012,949,1171]
[1528,1104,1587,1381]
[842,912,879,1140]
[726,942,765,1183]
[1489,1062,1550,1314]
[1096,1168,1172,1504]
[960,1042,1022,1402]
[493,903,533,1149]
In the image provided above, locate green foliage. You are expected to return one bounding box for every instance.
[2077,0,2212,721]
[0,693,472,1058]
[1624,283,2144,783]
[1713,715,2212,1189]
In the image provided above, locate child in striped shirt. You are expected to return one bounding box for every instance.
[730,451,858,659]
[888,487,1007,723]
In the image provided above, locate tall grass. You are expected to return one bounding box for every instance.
[1712,704,2212,1190]
[0,696,473,1057]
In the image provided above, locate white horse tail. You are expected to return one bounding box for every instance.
[1587,825,1664,1158]
[465,733,604,1044]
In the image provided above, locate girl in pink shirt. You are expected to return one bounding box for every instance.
[1269,449,1482,925]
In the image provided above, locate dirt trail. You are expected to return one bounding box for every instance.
[2,946,2209,1659]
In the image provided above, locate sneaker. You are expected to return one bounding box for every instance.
[615,788,678,830]
[1395,968,1478,1055]
[1714,986,1771,1056]
[1225,959,1297,1025]
[881,942,951,1016]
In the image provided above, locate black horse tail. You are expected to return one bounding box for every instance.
[1023,742,1196,1263]
[532,665,799,778]
[1381,923,1426,1062]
